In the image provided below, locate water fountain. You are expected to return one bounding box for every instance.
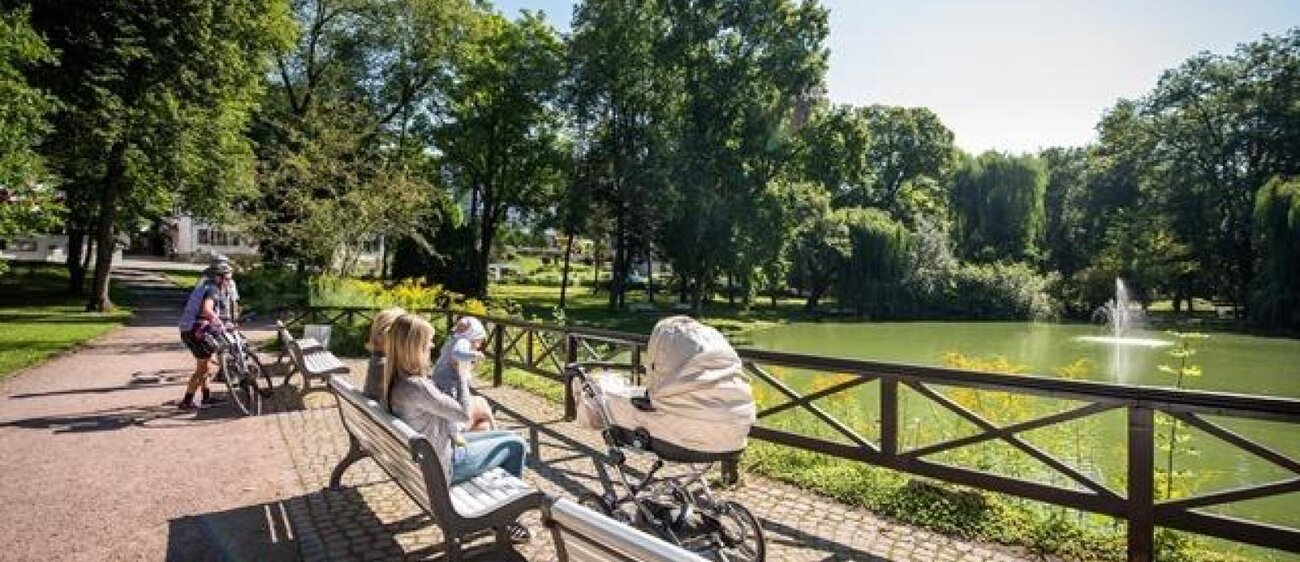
[1076,278,1170,348]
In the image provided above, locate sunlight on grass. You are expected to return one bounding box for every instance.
[0,264,132,378]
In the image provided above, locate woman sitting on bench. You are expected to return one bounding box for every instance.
[380,313,532,543]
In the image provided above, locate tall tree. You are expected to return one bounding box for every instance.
[950,151,1047,263]
[24,0,294,310]
[1137,30,1300,306]
[436,11,567,297]
[569,0,669,310]
[859,105,954,220]
[656,0,829,314]
[1252,176,1300,327]
[0,7,59,254]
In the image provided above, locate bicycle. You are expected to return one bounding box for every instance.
[206,321,274,416]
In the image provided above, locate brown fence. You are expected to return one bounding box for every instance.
[282,306,1300,562]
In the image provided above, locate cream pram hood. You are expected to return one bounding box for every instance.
[575,316,755,455]
[644,316,756,425]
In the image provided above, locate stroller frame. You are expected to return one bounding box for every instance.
[566,363,765,562]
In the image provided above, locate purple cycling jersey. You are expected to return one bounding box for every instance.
[178,280,226,332]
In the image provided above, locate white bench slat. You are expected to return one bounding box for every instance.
[548,499,710,562]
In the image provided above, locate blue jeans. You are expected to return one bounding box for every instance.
[450,430,527,483]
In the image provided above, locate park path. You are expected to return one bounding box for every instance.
[0,268,302,562]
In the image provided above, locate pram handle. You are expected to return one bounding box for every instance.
[563,361,645,375]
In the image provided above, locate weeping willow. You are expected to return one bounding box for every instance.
[1252,176,1300,327]
[836,208,911,318]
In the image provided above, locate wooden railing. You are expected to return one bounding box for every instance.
[282,306,1300,562]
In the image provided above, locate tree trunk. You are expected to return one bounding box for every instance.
[66,229,85,294]
[646,250,655,303]
[476,210,495,299]
[559,232,574,309]
[690,275,704,317]
[608,214,625,311]
[87,142,128,312]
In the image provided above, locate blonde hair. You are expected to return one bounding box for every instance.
[381,314,435,411]
[367,307,407,353]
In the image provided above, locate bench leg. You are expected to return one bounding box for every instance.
[328,436,367,491]
[445,534,463,562]
[494,526,512,557]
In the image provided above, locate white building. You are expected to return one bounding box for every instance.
[168,216,260,259]
[0,234,121,264]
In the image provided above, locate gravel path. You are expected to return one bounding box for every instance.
[0,269,302,562]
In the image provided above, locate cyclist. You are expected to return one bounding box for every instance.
[177,262,234,410]
[210,254,241,322]
[208,255,240,383]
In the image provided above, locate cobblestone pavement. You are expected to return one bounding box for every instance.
[270,365,1044,562]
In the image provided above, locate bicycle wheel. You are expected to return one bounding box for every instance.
[247,351,274,398]
[711,501,765,562]
[221,353,257,416]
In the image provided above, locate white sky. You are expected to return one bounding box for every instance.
[493,0,1299,154]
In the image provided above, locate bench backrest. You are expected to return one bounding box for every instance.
[329,375,454,525]
[544,498,710,562]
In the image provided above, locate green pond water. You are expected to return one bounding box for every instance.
[743,321,1300,559]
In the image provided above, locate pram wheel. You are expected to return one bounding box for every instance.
[709,500,765,562]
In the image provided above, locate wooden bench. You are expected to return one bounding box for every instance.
[543,497,709,562]
[327,375,544,561]
[277,321,348,389]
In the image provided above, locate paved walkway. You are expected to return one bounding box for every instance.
[0,269,1042,561]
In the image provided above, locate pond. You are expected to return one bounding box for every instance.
[744,321,1300,559]
[747,321,1300,398]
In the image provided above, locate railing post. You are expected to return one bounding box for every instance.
[492,323,504,387]
[631,345,643,387]
[444,309,455,335]
[1127,406,1155,562]
[526,329,534,368]
[881,376,898,457]
[563,334,578,421]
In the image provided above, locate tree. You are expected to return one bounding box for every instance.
[436,11,567,297]
[784,184,848,310]
[950,151,1047,263]
[859,105,954,220]
[837,207,910,317]
[656,0,829,315]
[255,0,475,269]
[1252,176,1300,327]
[800,105,873,206]
[1138,29,1300,306]
[24,0,294,310]
[569,0,669,310]
[0,8,59,251]
[255,100,439,274]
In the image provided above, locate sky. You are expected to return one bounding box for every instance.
[491,0,1298,154]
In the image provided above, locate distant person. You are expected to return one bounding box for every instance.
[362,307,406,400]
[380,314,532,542]
[432,316,496,431]
[177,262,233,410]
[209,254,240,322]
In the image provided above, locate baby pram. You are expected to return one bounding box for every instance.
[567,316,765,562]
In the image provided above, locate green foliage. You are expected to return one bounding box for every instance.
[835,208,911,317]
[0,7,55,203]
[951,151,1048,263]
[436,10,568,296]
[1252,176,1300,327]
[1155,331,1209,500]
[859,105,956,220]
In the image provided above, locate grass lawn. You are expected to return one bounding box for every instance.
[162,270,204,291]
[488,283,819,343]
[0,263,133,379]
